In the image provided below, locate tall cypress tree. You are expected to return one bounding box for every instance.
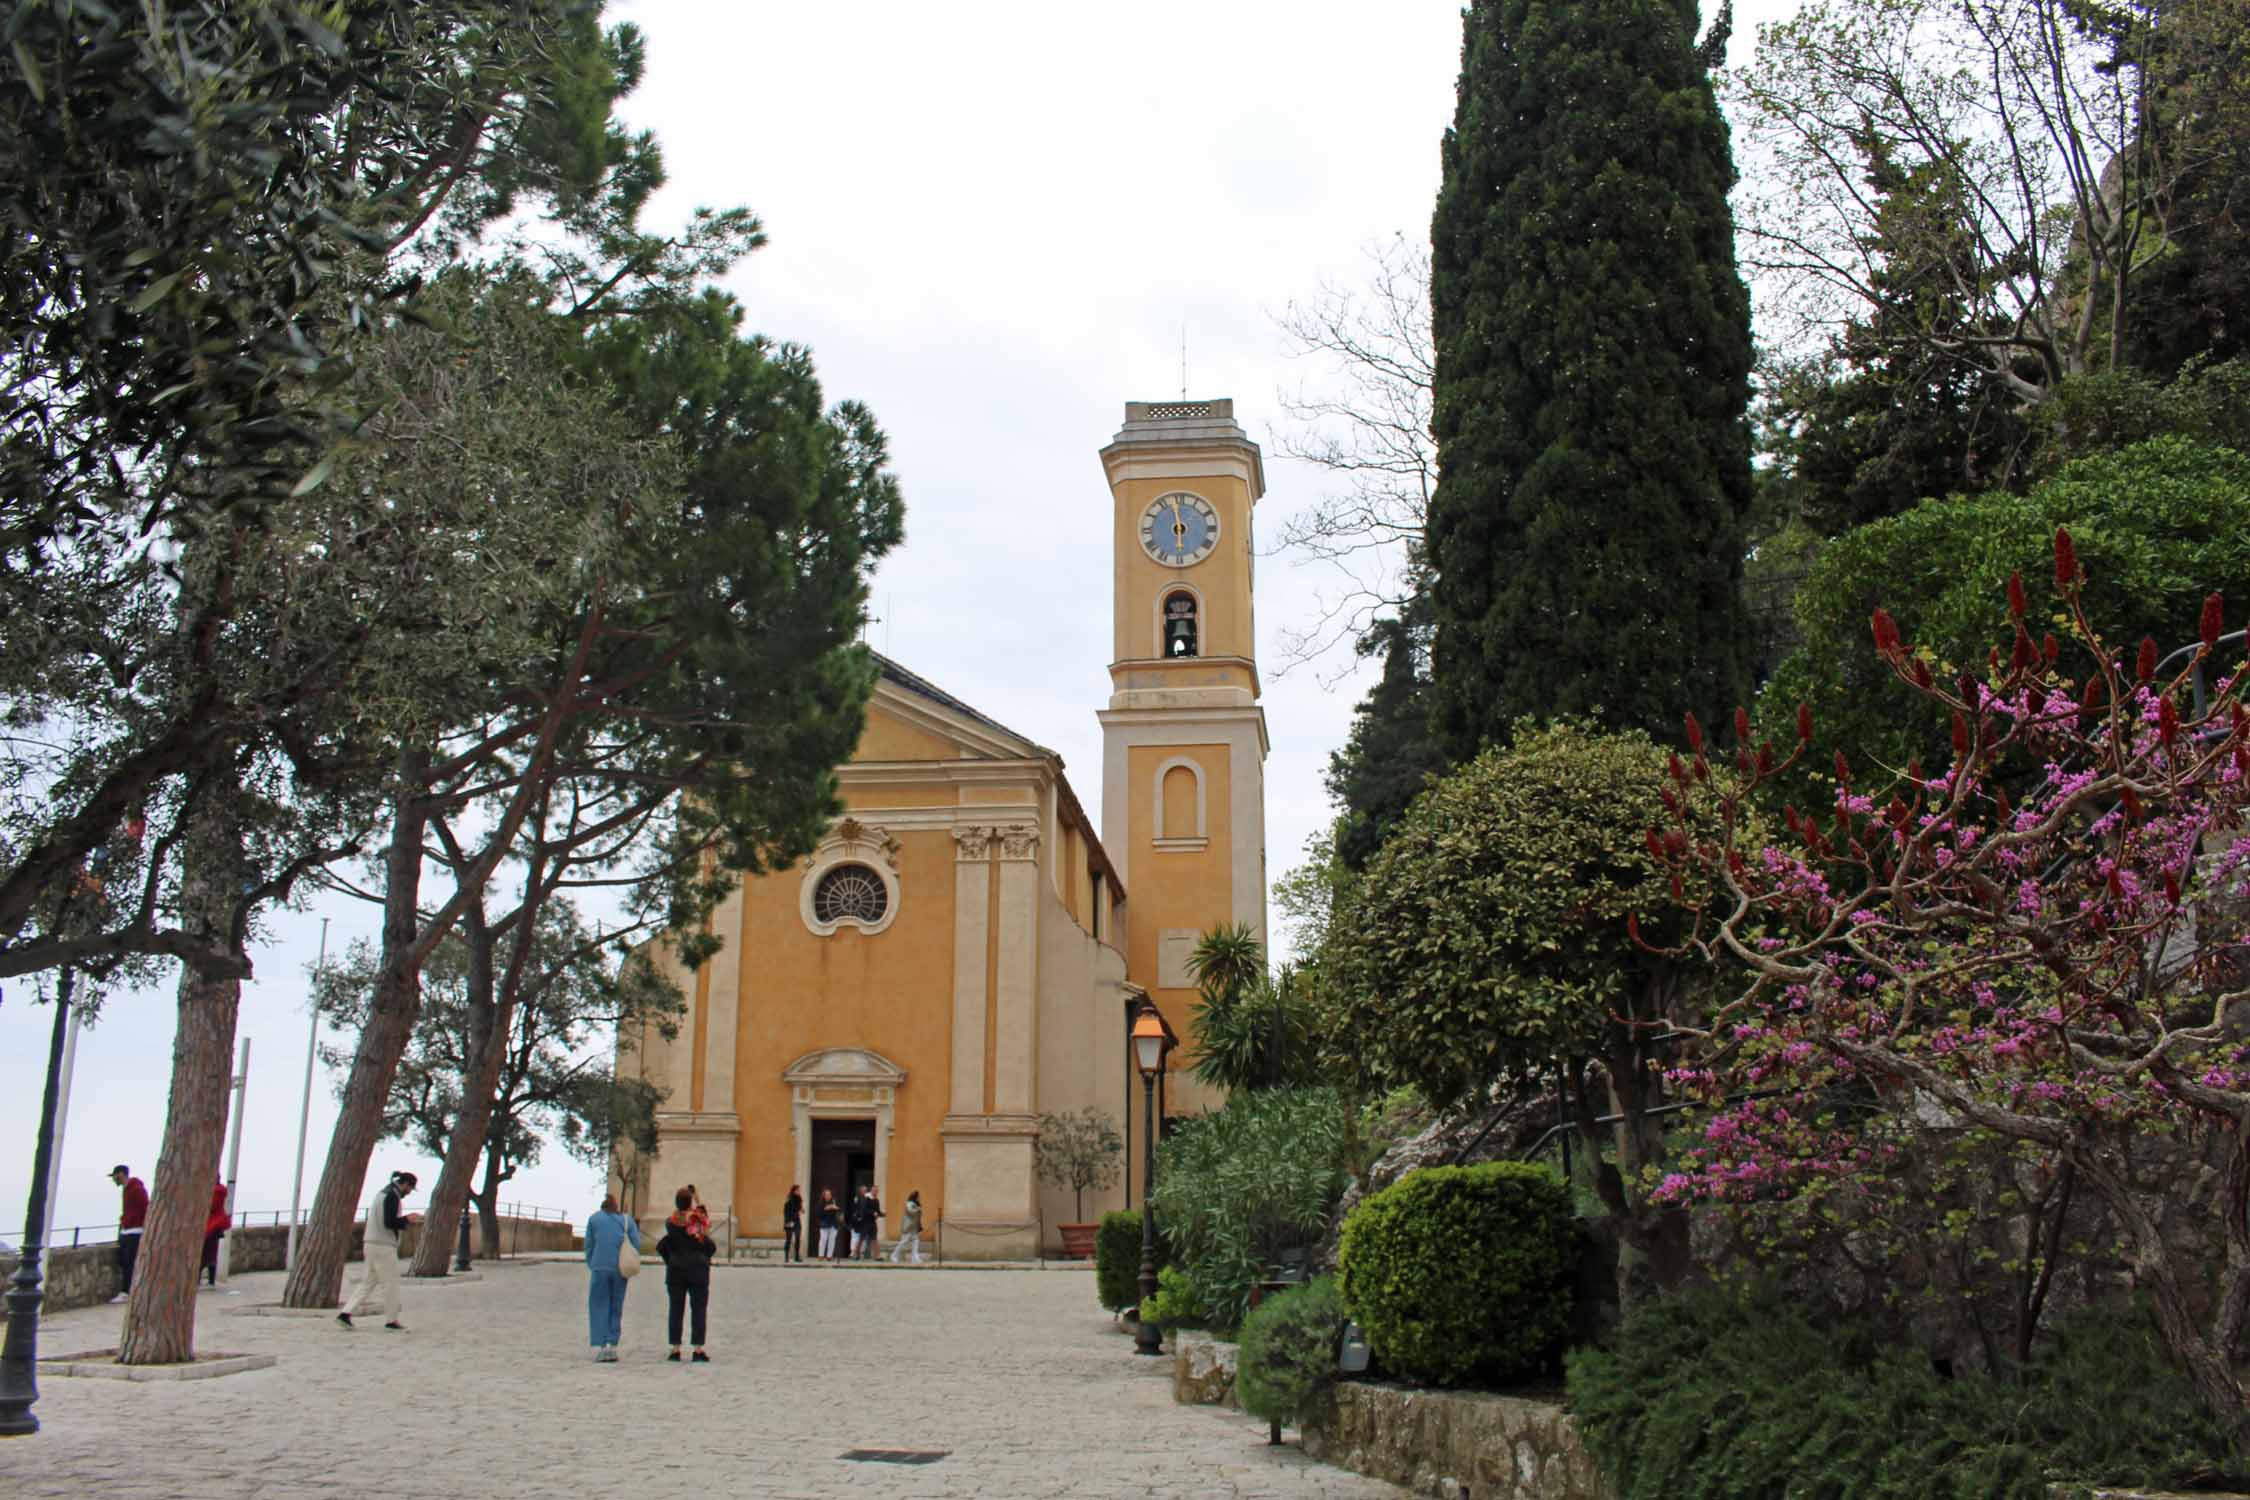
[1426,0,1755,758]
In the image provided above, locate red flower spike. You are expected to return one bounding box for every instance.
[1757,743,1775,774]
[1950,712,1971,757]
[2158,696,2179,746]
[1734,706,1753,744]
[1684,713,1704,754]
[2201,592,2224,652]
[2083,676,2107,711]
[1887,798,1910,827]
[1912,659,1934,691]
[2137,636,2159,683]
[2054,527,2078,588]
[2011,627,2034,673]
[2043,633,2059,666]
[1906,758,1923,784]
[2007,571,2028,620]
[1988,647,2002,678]
[1796,702,1814,743]
[1834,750,1851,784]
[2120,785,2143,823]
[1668,751,1686,785]
[1645,828,1666,860]
[1784,806,1802,835]
[2163,872,2181,904]
[1660,786,1680,816]
[1871,608,1901,657]
[2107,867,2125,900]
[1993,787,2011,823]
[1669,873,1685,903]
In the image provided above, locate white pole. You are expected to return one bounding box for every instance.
[286,917,329,1273]
[217,1035,250,1283]
[41,999,83,1243]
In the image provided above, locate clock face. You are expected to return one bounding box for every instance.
[1140,492,1220,567]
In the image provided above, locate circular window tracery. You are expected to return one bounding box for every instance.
[813,864,889,926]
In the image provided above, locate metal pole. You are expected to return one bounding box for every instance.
[454,1206,472,1272]
[1,967,76,1437]
[217,1037,250,1283]
[1134,1068,1163,1357]
[286,918,328,1273]
[40,1003,82,1244]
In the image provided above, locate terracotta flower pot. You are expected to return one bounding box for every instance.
[1057,1222,1099,1260]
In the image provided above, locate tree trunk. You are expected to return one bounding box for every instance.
[473,1156,504,1261]
[118,816,243,1365]
[410,907,505,1276]
[284,761,429,1307]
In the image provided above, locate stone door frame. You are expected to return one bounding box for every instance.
[783,1047,908,1201]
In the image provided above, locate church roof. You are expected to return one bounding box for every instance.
[873,651,1051,756]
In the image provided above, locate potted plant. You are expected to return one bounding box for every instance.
[1034,1107,1123,1259]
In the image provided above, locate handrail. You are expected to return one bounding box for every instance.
[28,1201,575,1252]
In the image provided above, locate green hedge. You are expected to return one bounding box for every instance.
[1336,1161,1575,1386]
[1237,1277,1347,1430]
[1095,1210,1167,1314]
[1567,1291,2250,1500]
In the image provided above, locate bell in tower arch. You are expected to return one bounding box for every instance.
[1164,592,1199,658]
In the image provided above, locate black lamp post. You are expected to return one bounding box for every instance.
[1131,1008,1169,1357]
[0,965,76,1437]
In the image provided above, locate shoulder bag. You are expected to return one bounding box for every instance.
[613,1218,642,1279]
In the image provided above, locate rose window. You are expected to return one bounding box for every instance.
[813,864,888,925]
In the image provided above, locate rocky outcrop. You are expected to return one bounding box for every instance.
[1301,1384,1613,1500]
[1172,1331,1239,1408]
[1319,1096,1555,1271]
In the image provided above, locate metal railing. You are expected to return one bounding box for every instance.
[36,1201,572,1251]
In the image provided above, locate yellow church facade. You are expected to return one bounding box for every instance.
[616,399,1269,1258]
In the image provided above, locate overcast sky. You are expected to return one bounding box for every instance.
[3,0,1794,1243]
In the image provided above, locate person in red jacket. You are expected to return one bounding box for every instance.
[110,1164,148,1301]
[200,1179,230,1286]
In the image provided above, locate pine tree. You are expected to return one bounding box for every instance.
[1425,0,1755,758]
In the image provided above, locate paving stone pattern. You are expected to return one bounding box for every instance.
[1,1261,1406,1499]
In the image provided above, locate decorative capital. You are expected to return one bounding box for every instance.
[953,824,994,862]
[998,824,1040,861]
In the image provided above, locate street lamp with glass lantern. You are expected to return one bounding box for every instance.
[1131,1007,1172,1356]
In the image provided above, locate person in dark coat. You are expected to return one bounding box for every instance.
[657,1185,717,1362]
[200,1179,230,1286]
[782,1184,803,1263]
[816,1189,842,1261]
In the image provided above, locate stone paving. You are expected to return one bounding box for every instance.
[1,1260,1406,1499]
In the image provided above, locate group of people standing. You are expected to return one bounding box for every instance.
[780,1183,923,1263]
[583,1184,717,1363]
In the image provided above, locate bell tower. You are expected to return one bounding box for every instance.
[1096,399,1270,1081]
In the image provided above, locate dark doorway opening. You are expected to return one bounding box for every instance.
[811,1118,876,1251]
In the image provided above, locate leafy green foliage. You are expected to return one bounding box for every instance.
[1760,437,2250,776]
[1427,0,1754,757]
[1139,1265,1214,1333]
[1184,923,1321,1093]
[1336,1163,1575,1387]
[1237,1278,1348,1430]
[1033,1108,1123,1223]
[1150,1088,1353,1335]
[1317,722,1723,1108]
[1325,609,1448,872]
[1095,1211,1167,1315]
[1568,1291,2250,1499]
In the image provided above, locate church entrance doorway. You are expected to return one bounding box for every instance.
[810,1118,876,1243]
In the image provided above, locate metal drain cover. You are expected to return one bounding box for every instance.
[838,1449,949,1465]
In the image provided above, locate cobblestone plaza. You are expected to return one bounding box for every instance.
[1,1261,1404,1499]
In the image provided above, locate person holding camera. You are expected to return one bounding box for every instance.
[338,1169,419,1330]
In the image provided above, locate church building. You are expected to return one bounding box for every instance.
[615,399,1271,1257]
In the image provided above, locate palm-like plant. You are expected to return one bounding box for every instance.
[1187,926,1313,1092]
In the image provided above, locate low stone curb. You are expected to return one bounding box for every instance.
[401,1271,484,1286]
[38,1349,279,1381]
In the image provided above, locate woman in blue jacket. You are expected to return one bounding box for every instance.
[584,1193,642,1362]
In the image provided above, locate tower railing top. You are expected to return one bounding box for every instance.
[1125,398,1231,422]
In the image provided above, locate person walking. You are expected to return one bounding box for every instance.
[110,1164,147,1301]
[338,1170,419,1330]
[584,1192,641,1362]
[815,1188,841,1261]
[888,1190,926,1265]
[861,1185,884,1260]
[656,1186,717,1364]
[782,1184,803,1263]
[847,1185,873,1260]
[200,1178,230,1286]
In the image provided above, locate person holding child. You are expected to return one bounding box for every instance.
[657,1185,717,1363]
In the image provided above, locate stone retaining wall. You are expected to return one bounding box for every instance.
[1301,1384,1612,1500]
[2,1215,576,1315]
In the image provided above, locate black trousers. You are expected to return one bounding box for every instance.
[667,1281,709,1346]
[117,1231,141,1292]
[782,1220,801,1261]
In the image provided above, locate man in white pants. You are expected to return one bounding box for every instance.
[338,1170,419,1330]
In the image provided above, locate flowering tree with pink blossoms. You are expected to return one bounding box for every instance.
[1642,527,2250,1441]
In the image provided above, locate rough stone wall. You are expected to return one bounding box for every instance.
[1171,1332,1239,1408]
[1301,1384,1613,1500]
[1317,1096,1553,1271]
[2,1216,576,1315]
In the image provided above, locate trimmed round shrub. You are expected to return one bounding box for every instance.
[1095,1210,1166,1313]
[1337,1161,1575,1386]
[1237,1277,1347,1430]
